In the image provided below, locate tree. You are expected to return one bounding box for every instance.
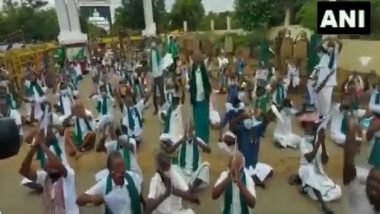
[113,0,169,33]
[234,0,281,30]
[0,0,59,42]
[297,0,318,31]
[170,0,205,31]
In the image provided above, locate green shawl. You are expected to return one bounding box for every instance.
[189,63,211,105]
[105,173,141,214]
[73,117,93,145]
[179,138,199,171]
[149,48,161,72]
[375,92,380,104]
[223,170,249,214]
[30,81,45,97]
[163,104,173,134]
[340,112,348,135]
[275,84,285,105]
[307,34,322,74]
[119,136,132,170]
[369,137,380,167]
[96,96,108,115]
[127,106,142,133]
[36,136,62,168]
[167,40,179,59]
[259,39,269,66]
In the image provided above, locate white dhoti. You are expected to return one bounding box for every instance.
[298,164,342,202]
[315,86,333,117]
[172,163,210,189]
[274,133,302,148]
[330,131,346,145]
[247,163,273,182]
[95,114,113,130]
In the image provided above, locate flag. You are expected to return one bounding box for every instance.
[74,48,85,60]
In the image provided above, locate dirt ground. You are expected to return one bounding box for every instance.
[0,75,368,214]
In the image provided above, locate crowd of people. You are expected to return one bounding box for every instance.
[1,34,380,214]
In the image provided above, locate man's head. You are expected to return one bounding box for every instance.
[151,42,156,48]
[107,151,126,185]
[155,151,171,177]
[366,167,380,212]
[228,151,245,174]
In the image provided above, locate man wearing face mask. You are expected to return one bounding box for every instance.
[148,40,165,115]
[314,37,343,119]
[229,107,273,188]
[145,151,200,214]
[76,151,143,214]
[344,116,380,214]
[212,151,256,213]
[19,130,79,214]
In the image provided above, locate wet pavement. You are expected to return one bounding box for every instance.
[0,76,360,214]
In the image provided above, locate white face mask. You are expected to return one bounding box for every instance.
[25,80,31,87]
[163,169,171,177]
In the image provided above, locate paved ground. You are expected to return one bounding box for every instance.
[0,75,367,214]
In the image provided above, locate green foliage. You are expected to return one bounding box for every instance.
[297,0,318,31]
[113,0,168,33]
[235,0,281,30]
[170,0,205,31]
[0,1,59,42]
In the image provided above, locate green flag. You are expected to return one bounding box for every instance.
[74,48,85,60]
[259,39,269,66]
[53,47,66,68]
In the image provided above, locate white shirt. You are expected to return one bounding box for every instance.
[316,48,339,87]
[122,100,145,137]
[105,138,142,177]
[36,167,79,214]
[148,170,189,214]
[151,50,162,78]
[215,169,256,214]
[195,67,205,102]
[85,171,142,213]
[345,167,374,214]
[91,94,114,116]
[73,115,94,140]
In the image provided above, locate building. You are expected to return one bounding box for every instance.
[78,0,122,26]
[88,9,110,32]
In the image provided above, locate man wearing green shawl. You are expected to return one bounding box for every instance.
[329,99,350,145]
[212,151,256,214]
[77,151,143,214]
[164,122,211,193]
[189,54,211,144]
[95,125,143,181]
[145,152,199,214]
[166,35,179,60]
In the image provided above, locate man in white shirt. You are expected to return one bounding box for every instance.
[19,130,79,214]
[76,151,143,214]
[212,151,256,214]
[145,152,200,214]
[344,115,380,214]
[314,37,343,118]
[149,41,165,115]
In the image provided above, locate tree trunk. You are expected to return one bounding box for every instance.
[284,7,291,27]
